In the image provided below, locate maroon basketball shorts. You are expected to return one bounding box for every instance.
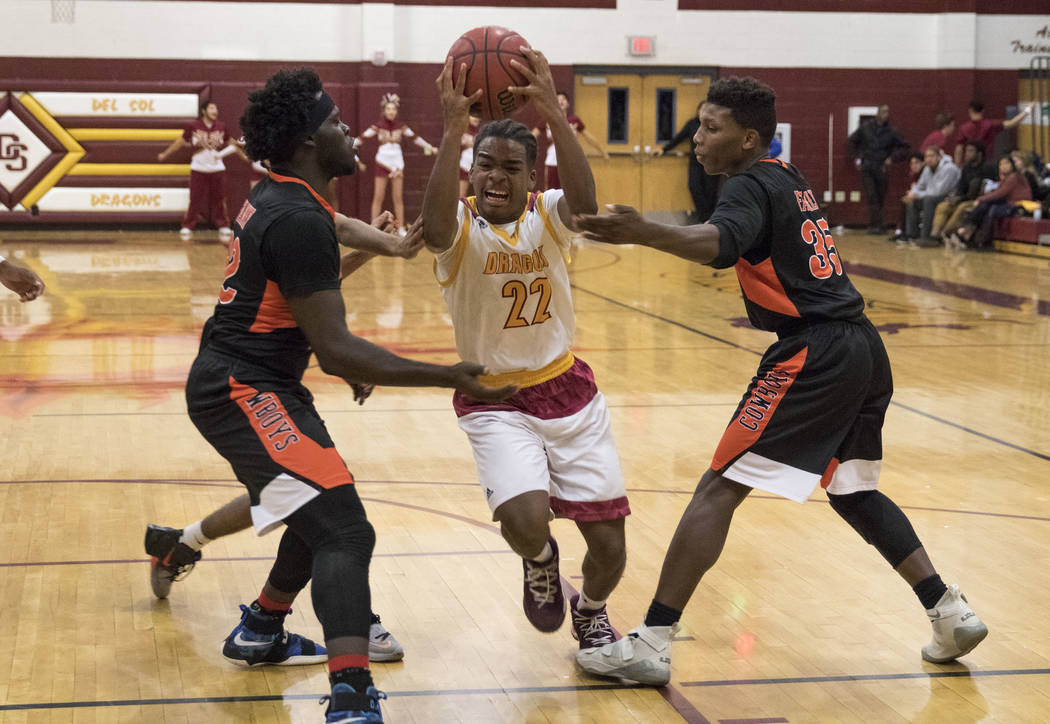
[711,317,891,502]
[186,350,355,533]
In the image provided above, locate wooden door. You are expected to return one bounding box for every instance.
[574,71,710,213]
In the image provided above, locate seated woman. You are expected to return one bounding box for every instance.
[947,154,1031,250]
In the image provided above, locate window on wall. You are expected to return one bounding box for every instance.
[655,89,676,144]
[607,88,628,144]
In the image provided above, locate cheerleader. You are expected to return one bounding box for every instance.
[358,93,436,231]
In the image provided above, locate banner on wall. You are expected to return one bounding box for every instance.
[0,89,197,219]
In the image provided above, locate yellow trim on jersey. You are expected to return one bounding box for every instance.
[534,191,572,263]
[466,195,527,247]
[433,211,472,288]
[479,351,575,389]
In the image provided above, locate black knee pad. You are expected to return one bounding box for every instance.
[266,528,314,595]
[827,490,922,567]
[287,484,376,561]
[283,485,376,641]
[310,548,373,639]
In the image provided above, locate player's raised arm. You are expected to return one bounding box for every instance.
[509,48,597,227]
[422,58,482,253]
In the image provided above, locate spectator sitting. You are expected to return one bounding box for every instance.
[932,140,996,241]
[953,100,1033,167]
[946,154,1031,250]
[901,146,960,246]
[1010,149,1049,204]
[889,152,925,242]
[921,112,955,157]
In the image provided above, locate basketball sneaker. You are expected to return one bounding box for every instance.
[221,603,327,667]
[575,622,678,686]
[522,537,565,632]
[569,594,618,651]
[921,584,988,663]
[368,613,404,662]
[179,227,192,241]
[144,524,202,599]
[321,683,386,723]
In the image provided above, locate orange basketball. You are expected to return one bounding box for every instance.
[446,26,533,120]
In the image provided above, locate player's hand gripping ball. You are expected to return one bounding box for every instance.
[446,26,534,120]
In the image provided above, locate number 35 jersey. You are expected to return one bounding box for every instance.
[707,159,865,335]
[434,191,575,377]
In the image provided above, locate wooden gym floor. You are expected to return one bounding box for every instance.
[1,227,1048,723]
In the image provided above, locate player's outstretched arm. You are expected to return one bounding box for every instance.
[422,58,482,253]
[575,204,720,264]
[509,48,597,227]
[0,259,45,302]
[334,212,423,258]
[288,288,514,401]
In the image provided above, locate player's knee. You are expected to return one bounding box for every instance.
[495,495,550,552]
[828,490,876,541]
[828,490,921,566]
[501,518,549,557]
[693,470,749,508]
[580,520,626,567]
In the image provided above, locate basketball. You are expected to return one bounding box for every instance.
[446,26,533,120]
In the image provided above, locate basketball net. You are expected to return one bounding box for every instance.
[51,0,75,24]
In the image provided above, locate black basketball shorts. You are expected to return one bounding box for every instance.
[185,350,355,533]
[710,318,891,502]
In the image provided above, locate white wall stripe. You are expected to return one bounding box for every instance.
[2,1,1044,70]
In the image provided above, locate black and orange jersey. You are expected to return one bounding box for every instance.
[199,171,341,379]
[708,158,865,334]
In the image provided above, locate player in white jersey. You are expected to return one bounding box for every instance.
[422,48,629,658]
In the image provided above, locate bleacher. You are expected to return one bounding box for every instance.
[994,215,1050,257]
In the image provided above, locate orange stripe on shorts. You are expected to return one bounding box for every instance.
[229,376,354,489]
[710,347,808,472]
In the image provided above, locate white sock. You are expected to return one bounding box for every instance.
[179,521,211,551]
[577,591,606,612]
[529,541,553,564]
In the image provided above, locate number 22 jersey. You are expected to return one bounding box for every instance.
[434,190,574,379]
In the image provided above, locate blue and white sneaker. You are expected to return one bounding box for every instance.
[221,603,327,666]
[321,683,386,723]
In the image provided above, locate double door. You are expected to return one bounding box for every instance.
[573,70,711,213]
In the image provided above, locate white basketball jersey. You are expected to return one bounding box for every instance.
[434,190,575,380]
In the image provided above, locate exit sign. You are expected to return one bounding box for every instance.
[628,36,655,57]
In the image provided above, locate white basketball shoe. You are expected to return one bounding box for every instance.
[576,622,678,686]
[921,584,988,663]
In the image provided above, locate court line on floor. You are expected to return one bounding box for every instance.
[0,549,518,568]
[357,497,711,724]
[845,262,1050,317]
[572,285,1050,463]
[2,478,1047,523]
[679,667,1050,687]
[0,683,654,712]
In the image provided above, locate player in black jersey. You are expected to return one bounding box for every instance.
[186,68,512,723]
[574,77,986,685]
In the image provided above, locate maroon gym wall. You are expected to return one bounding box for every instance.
[0,56,1023,227]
